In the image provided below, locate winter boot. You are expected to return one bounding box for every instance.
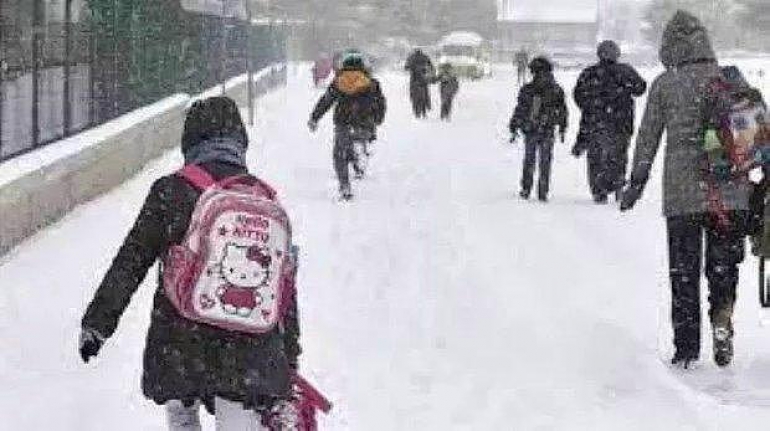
[593,193,608,204]
[712,326,734,367]
[519,189,530,200]
[538,193,548,203]
[711,304,735,367]
[339,183,353,201]
[671,350,699,369]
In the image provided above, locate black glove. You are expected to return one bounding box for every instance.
[571,145,584,158]
[79,328,105,363]
[620,183,643,212]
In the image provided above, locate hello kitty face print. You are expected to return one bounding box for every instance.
[220,243,272,289]
[216,243,275,318]
[162,167,294,334]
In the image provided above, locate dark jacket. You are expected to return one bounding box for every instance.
[574,59,647,142]
[81,161,301,411]
[509,72,568,136]
[405,50,435,84]
[628,10,751,216]
[437,71,459,101]
[310,66,386,130]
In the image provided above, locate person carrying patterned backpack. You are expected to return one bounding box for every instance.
[79,97,330,430]
[620,11,765,369]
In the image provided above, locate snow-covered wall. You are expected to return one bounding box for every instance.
[0,65,287,256]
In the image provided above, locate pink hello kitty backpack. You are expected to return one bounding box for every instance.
[162,165,295,334]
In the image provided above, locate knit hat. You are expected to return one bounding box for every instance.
[529,56,553,74]
[181,96,248,157]
[597,40,621,62]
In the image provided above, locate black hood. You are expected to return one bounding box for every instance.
[181,96,248,158]
[659,10,716,68]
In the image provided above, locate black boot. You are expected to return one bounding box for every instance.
[339,183,353,201]
[713,326,734,367]
[671,350,699,369]
[593,193,608,204]
[519,189,530,200]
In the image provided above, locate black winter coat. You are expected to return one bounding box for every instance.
[437,72,459,102]
[404,51,435,84]
[81,161,301,412]
[310,67,387,130]
[574,60,646,143]
[509,73,568,136]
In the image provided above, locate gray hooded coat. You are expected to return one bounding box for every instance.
[628,11,750,217]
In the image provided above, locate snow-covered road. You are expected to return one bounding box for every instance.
[3,63,770,430]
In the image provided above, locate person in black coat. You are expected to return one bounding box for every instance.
[514,48,529,87]
[309,53,387,200]
[509,57,568,202]
[80,97,301,428]
[436,63,460,121]
[573,40,647,203]
[405,49,435,118]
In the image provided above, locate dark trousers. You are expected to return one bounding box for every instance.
[516,67,527,87]
[520,133,554,198]
[333,128,357,190]
[440,95,455,120]
[666,213,745,356]
[586,132,630,197]
[410,81,431,118]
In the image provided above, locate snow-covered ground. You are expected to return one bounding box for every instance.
[2,61,770,430]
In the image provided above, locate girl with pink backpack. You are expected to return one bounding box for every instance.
[80,97,330,430]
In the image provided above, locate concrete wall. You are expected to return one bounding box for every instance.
[0,64,287,256]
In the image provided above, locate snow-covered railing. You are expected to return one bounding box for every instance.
[0,64,287,256]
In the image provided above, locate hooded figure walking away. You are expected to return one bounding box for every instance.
[573,40,647,203]
[79,97,302,430]
[405,49,435,118]
[509,57,568,202]
[436,63,460,121]
[514,48,529,87]
[309,53,387,200]
[620,11,752,368]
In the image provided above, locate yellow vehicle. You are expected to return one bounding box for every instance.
[437,32,492,80]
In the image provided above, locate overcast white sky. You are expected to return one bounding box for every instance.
[497,0,653,23]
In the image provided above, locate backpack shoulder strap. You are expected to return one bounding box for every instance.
[217,175,278,201]
[178,165,216,190]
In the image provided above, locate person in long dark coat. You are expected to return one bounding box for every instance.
[620,11,752,368]
[79,97,301,429]
[573,40,647,203]
[509,57,568,202]
[405,49,435,118]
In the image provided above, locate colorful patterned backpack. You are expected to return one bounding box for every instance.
[162,165,295,334]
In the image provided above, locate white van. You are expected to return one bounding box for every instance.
[437,32,491,80]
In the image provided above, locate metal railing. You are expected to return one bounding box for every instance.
[0,0,286,162]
